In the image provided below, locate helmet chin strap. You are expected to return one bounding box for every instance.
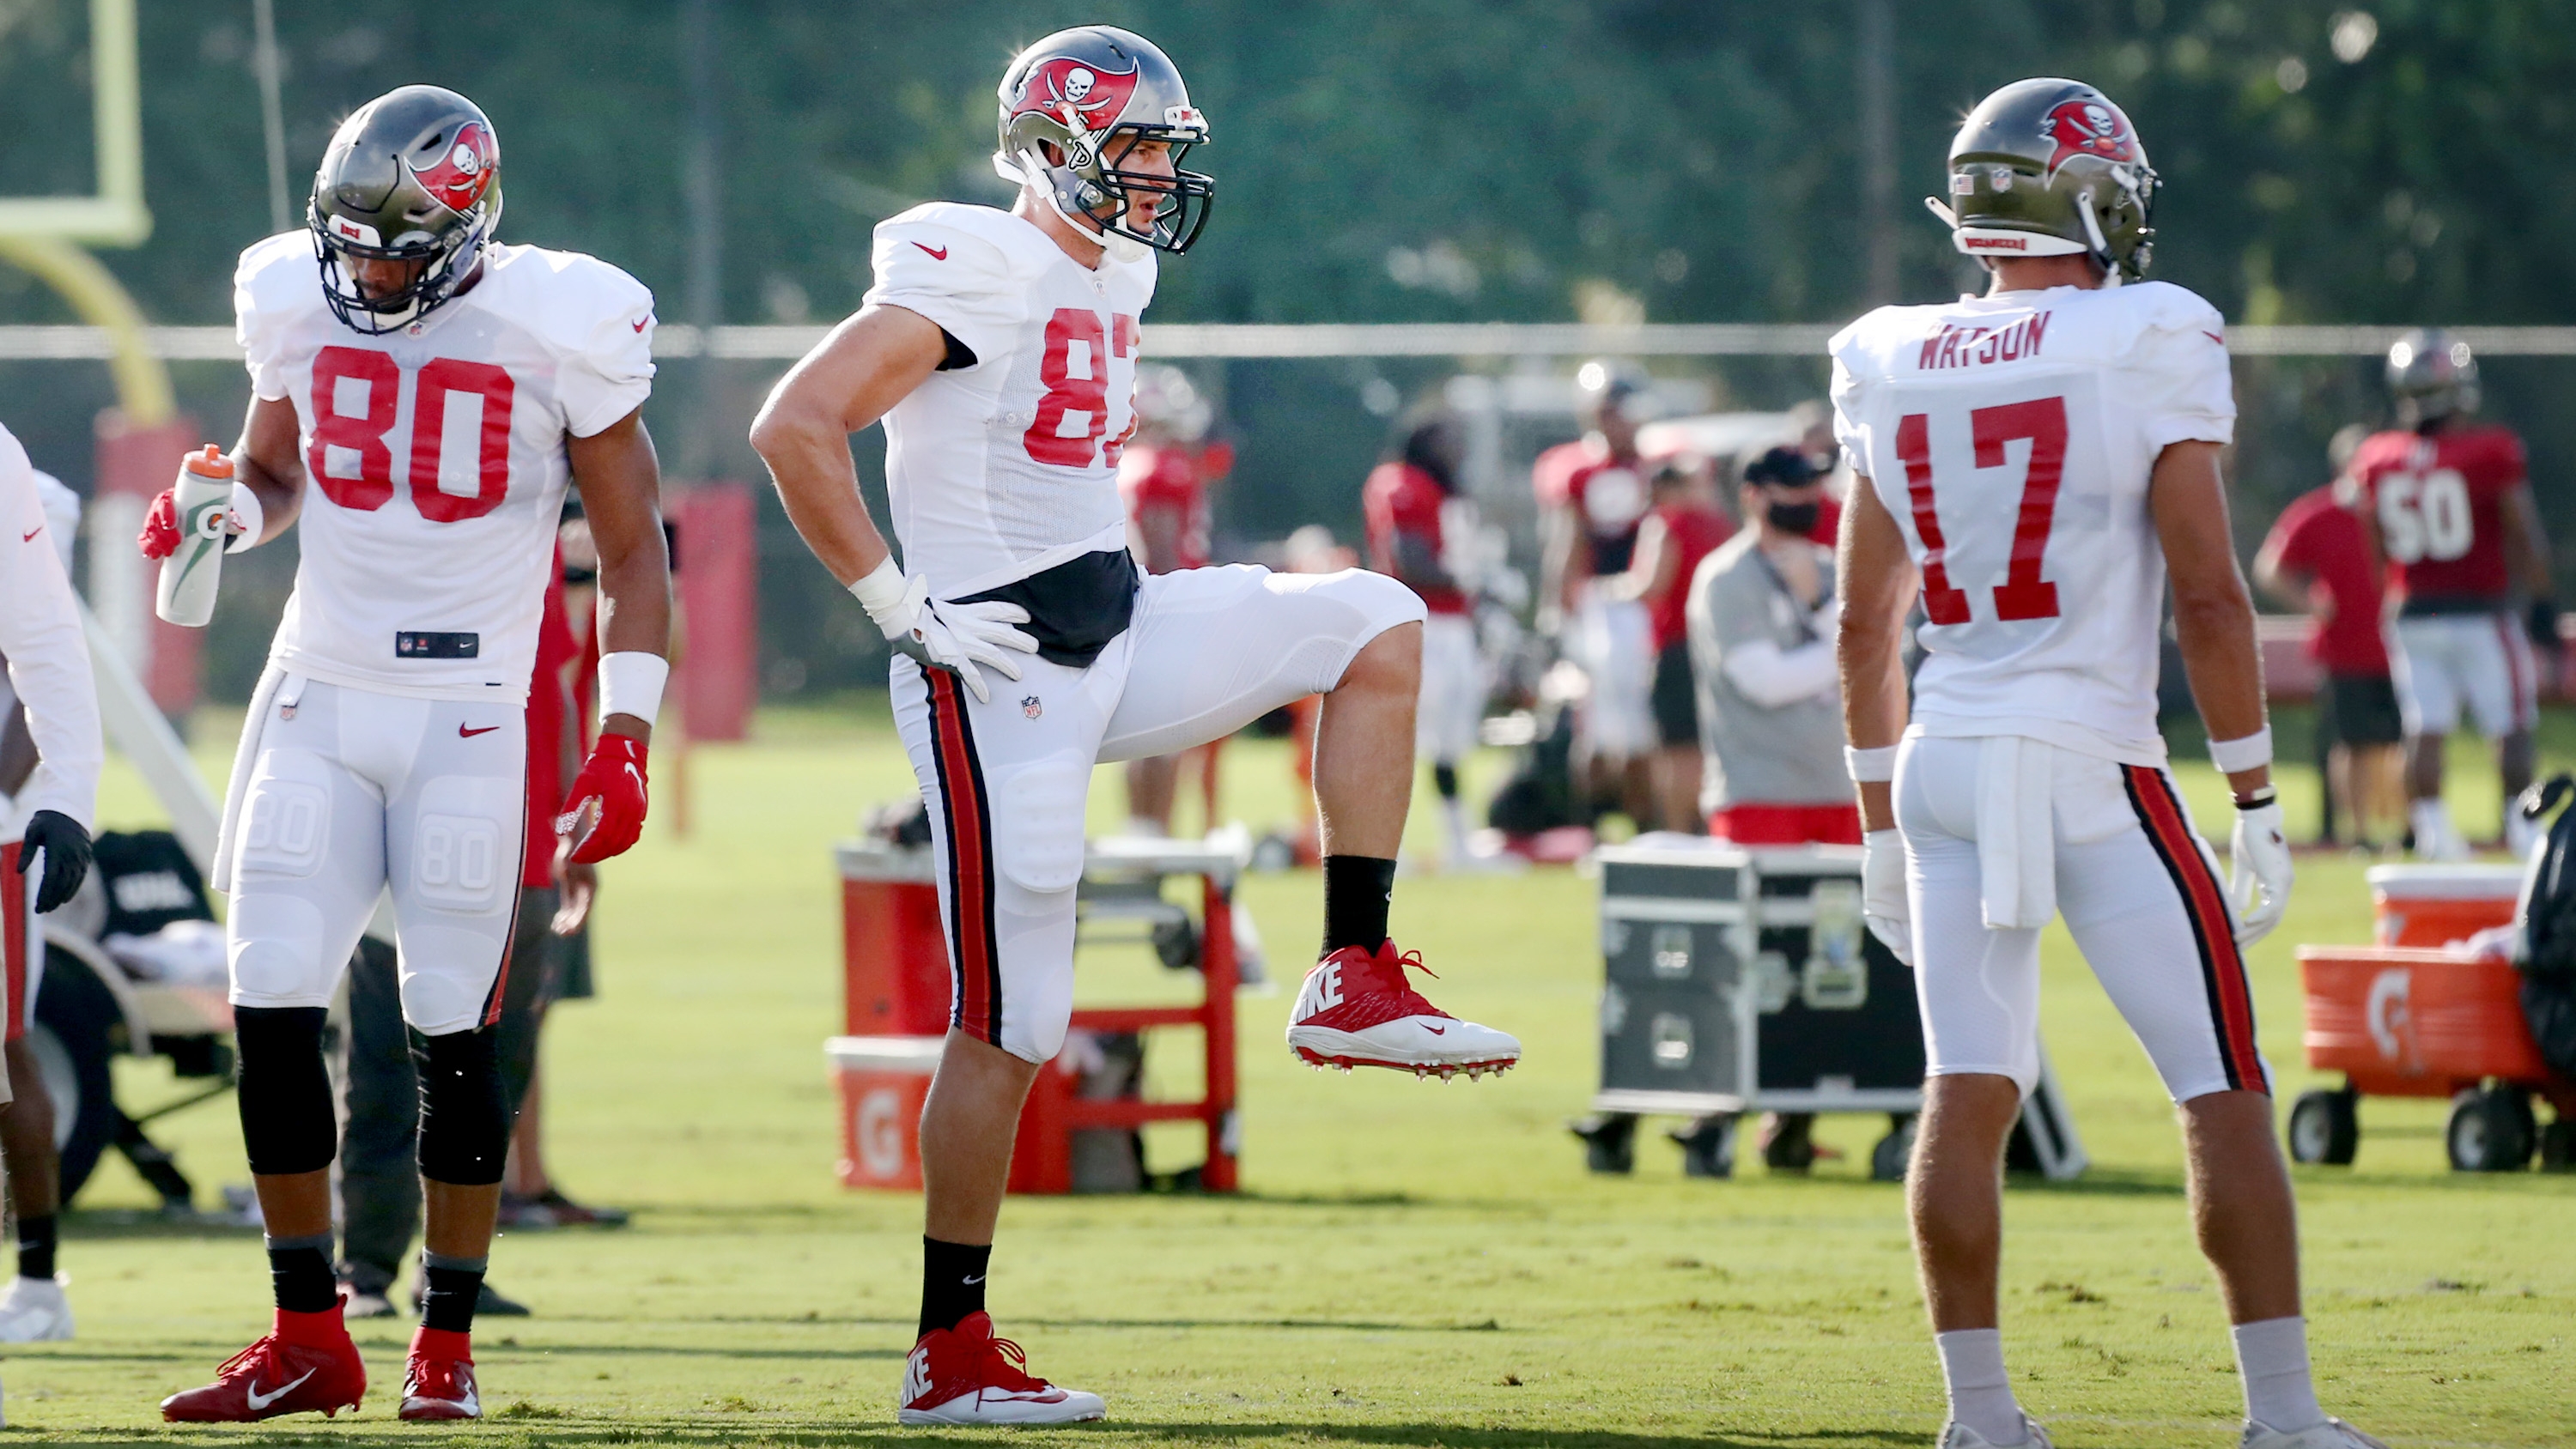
[2075,188,2123,288]
[999,148,1150,264]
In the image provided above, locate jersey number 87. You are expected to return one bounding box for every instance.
[2373,469,2473,564]
[308,344,516,521]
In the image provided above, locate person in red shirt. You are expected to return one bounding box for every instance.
[2257,456,2403,849]
[1365,410,1507,869]
[2348,330,2557,858]
[1534,361,1656,819]
[1607,456,1733,831]
[1116,366,1234,836]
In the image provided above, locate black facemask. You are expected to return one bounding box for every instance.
[1765,500,1821,536]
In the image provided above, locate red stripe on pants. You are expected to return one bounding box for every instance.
[926,671,1001,1046]
[2123,766,2265,1093]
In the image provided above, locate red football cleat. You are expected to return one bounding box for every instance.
[159,1305,367,1422]
[898,1312,1103,1425]
[1286,940,1522,1077]
[400,1325,481,1421]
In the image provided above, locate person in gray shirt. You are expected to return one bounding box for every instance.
[1685,446,1861,845]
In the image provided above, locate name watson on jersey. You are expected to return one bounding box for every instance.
[1919,312,2052,371]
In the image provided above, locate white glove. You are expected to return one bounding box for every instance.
[1862,828,1913,966]
[850,561,1038,705]
[2227,797,2293,945]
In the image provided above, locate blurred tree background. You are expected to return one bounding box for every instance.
[0,0,2567,699]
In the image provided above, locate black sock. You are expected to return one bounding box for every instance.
[419,1252,487,1334]
[1432,763,1460,799]
[919,1237,991,1337]
[1321,854,1398,956]
[16,1214,55,1281]
[266,1234,338,1314]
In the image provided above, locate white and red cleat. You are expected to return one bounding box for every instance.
[159,1305,367,1422]
[1286,940,1522,1077]
[898,1311,1104,1425]
[399,1325,481,1421]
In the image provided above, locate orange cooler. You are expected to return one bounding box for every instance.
[2298,947,2555,1096]
[2366,864,2524,948]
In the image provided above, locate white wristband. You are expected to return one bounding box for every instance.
[847,557,908,627]
[2208,725,2273,773]
[1845,744,1899,784]
[598,651,670,729]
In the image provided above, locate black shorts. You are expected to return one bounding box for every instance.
[1651,640,1698,747]
[2321,671,2403,748]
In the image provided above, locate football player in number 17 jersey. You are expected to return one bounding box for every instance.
[144,85,672,1427]
[1834,78,2379,1449]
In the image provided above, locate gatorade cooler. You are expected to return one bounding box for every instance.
[2366,864,2524,949]
[829,1035,944,1189]
[840,840,951,1035]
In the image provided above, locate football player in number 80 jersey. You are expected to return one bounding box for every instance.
[147,86,673,1425]
[1833,80,2381,1449]
[750,25,1521,1427]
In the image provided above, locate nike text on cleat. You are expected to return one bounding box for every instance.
[1941,1416,2053,1448]
[160,1306,367,1422]
[0,1274,75,1342]
[2241,1418,2391,1449]
[897,1312,1105,1426]
[1285,940,1521,1075]
[399,1325,481,1421]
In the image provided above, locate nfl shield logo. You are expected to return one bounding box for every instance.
[1022,695,1043,720]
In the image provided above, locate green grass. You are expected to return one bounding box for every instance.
[17,703,2574,1445]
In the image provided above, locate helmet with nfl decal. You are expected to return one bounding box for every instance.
[1929,78,2157,282]
[308,86,503,335]
[994,26,1213,258]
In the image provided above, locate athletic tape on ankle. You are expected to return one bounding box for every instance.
[598,651,670,730]
[2208,726,2273,773]
[1844,744,1898,784]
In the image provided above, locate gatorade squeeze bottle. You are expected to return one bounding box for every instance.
[154,446,237,627]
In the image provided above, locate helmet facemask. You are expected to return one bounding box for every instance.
[311,203,497,336]
[1001,124,1212,260]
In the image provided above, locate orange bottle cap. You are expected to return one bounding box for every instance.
[184,444,234,479]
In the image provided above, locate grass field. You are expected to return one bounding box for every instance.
[13,703,2573,1446]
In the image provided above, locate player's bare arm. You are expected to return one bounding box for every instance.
[1833,478,1917,834]
[750,304,945,585]
[226,396,307,544]
[2150,440,2270,801]
[568,408,671,743]
[1603,512,1671,605]
[2500,480,2553,597]
[2251,527,2316,615]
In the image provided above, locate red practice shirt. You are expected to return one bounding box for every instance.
[2263,484,2389,677]
[1118,440,1232,574]
[1363,462,1470,615]
[523,564,580,889]
[1534,440,1650,577]
[1646,501,1734,651]
[2347,422,2527,608]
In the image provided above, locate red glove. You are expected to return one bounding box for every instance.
[556,732,649,864]
[138,488,181,561]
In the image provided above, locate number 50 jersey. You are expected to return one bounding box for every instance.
[234,231,654,704]
[1830,281,2236,765]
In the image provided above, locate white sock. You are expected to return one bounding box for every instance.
[1935,1328,2025,1444]
[1125,815,1167,840]
[1440,796,1471,858]
[2409,798,2454,852]
[2233,1316,2325,1433]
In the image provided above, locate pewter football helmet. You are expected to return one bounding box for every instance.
[994,27,1213,256]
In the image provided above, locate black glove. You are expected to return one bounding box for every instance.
[2531,597,2561,650]
[16,809,92,914]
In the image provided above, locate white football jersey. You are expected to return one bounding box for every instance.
[1830,280,2235,764]
[862,203,1157,597]
[236,233,654,703]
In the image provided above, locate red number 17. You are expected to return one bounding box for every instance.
[1893,395,2067,624]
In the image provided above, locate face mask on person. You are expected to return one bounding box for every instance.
[1765,499,1821,536]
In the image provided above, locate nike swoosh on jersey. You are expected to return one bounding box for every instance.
[2202,330,2225,345]
[913,242,950,260]
[20,525,39,542]
[632,317,649,332]
[459,724,501,738]
[245,1368,317,1411]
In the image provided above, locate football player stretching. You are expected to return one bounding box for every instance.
[147,87,671,1423]
[751,25,1519,1426]
[1834,80,2381,1448]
